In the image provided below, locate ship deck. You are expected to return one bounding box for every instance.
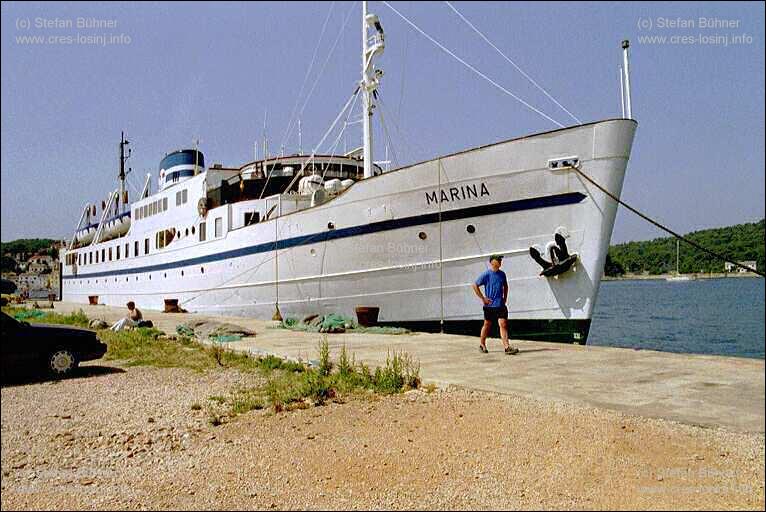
[51,301,764,433]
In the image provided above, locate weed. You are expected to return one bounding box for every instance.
[209,342,225,366]
[317,336,332,376]
[338,344,352,376]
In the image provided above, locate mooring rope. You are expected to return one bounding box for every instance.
[572,164,765,277]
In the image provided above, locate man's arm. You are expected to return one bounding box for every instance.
[472,283,491,305]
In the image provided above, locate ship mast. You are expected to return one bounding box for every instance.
[118,131,130,211]
[361,1,385,179]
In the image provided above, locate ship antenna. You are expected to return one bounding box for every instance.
[361,1,385,178]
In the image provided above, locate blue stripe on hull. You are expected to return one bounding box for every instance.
[64,191,586,280]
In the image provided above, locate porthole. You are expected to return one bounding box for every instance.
[310,248,317,256]
[327,222,335,230]
[191,226,196,234]
[466,224,476,234]
[149,274,152,280]
[136,276,138,281]
[126,277,129,282]
[181,270,184,276]
[185,228,189,237]
[200,267,204,274]
[418,231,427,240]
[164,273,167,278]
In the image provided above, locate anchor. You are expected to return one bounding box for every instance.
[529,232,578,277]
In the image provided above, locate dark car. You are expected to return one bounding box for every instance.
[1,312,107,378]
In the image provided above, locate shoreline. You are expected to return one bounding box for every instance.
[602,272,761,282]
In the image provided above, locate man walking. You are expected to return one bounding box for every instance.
[471,255,519,354]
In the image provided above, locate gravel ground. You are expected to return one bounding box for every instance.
[1,360,763,510]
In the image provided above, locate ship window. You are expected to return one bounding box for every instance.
[125,243,129,258]
[89,252,93,264]
[176,191,182,206]
[199,222,206,242]
[191,226,195,235]
[182,189,188,204]
[108,247,112,261]
[101,249,105,262]
[95,251,99,263]
[134,241,139,257]
[163,197,168,211]
[144,238,149,255]
[244,212,260,225]
[185,228,189,237]
[152,202,157,216]
[116,246,120,260]
[215,217,222,237]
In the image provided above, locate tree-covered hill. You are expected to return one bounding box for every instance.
[606,219,765,276]
[1,239,58,258]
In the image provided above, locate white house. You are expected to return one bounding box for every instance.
[724,260,757,273]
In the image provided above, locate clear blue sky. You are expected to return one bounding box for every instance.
[2,1,764,243]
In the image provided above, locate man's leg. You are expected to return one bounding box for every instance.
[498,318,510,350]
[480,320,491,349]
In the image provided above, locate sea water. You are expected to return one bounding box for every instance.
[589,277,765,359]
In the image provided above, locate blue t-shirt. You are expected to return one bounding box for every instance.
[475,269,507,308]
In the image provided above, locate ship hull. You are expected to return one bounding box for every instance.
[62,119,637,344]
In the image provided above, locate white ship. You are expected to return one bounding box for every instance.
[61,3,638,343]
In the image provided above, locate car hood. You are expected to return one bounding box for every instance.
[30,323,97,335]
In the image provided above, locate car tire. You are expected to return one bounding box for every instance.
[48,349,78,377]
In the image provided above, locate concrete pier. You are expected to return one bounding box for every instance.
[46,301,765,433]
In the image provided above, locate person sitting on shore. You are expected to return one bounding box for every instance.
[110,301,143,331]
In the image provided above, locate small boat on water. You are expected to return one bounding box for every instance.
[666,240,695,281]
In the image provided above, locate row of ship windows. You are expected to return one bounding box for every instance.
[72,266,205,285]
[70,217,223,266]
[133,189,188,221]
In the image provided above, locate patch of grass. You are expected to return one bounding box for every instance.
[229,387,266,415]
[3,306,91,328]
[258,341,421,412]
[100,329,217,371]
[7,304,423,417]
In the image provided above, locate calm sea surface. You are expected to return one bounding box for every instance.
[589,277,765,359]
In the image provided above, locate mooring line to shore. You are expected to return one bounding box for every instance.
[572,164,765,277]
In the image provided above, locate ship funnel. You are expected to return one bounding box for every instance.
[159,149,205,191]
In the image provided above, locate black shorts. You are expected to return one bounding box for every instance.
[483,305,508,321]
